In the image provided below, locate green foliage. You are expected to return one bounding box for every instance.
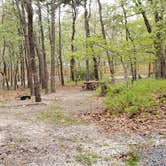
[76,67,95,81]
[105,79,166,115]
[96,81,111,96]
[125,151,139,166]
[76,152,100,166]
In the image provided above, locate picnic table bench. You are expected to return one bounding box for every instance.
[82,81,99,90]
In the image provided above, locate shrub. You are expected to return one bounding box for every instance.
[105,79,166,115]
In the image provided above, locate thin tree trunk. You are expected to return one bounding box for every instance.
[37,0,49,93]
[97,0,114,82]
[14,61,19,90]
[121,1,137,81]
[58,5,64,86]
[50,0,56,93]
[84,0,90,81]
[70,1,77,82]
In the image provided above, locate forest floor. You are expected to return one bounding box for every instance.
[0,86,166,166]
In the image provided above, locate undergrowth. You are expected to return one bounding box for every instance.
[104,79,166,116]
[125,151,139,166]
[76,152,100,166]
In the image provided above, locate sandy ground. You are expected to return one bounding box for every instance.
[0,87,166,166]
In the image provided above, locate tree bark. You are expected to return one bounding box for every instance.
[121,1,137,81]
[70,1,77,82]
[84,0,90,81]
[97,0,114,82]
[93,57,99,80]
[58,5,65,86]
[15,0,34,93]
[37,0,49,93]
[26,0,41,102]
[50,0,56,93]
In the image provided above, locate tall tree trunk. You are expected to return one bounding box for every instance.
[97,0,114,82]
[50,0,56,93]
[15,0,34,93]
[34,34,45,90]
[70,1,76,82]
[154,11,166,78]
[2,40,9,90]
[58,5,65,86]
[26,0,41,102]
[135,0,166,79]
[121,1,137,81]
[84,0,90,81]
[37,0,49,93]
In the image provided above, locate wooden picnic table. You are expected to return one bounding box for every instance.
[82,81,99,90]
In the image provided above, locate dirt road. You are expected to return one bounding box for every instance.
[0,87,166,166]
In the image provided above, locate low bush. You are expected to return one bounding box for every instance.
[105,79,166,116]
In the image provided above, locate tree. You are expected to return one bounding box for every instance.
[58,5,65,86]
[97,0,114,82]
[25,0,41,102]
[37,0,49,93]
[50,0,56,93]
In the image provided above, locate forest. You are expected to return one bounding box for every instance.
[0,0,166,165]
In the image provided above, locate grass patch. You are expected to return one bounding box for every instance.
[76,152,100,166]
[76,145,83,153]
[40,111,80,125]
[159,132,166,138]
[102,143,109,147]
[39,101,81,126]
[105,79,166,116]
[104,156,112,161]
[125,151,139,166]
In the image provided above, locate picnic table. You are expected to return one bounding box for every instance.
[82,81,99,90]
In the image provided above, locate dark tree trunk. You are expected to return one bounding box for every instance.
[34,34,45,90]
[14,61,19,90]
[93,57,99,80]
[2,40,9,90]
[58,6,65,86]
[15,0,34,94]
[26,0,41,102]
[154,12,166,79]
[70,2,77,82]
[84,0,90,81]
[21,57,26,88]
[134,0,152,33]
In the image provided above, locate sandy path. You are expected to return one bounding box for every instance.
[0,87,166,166]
